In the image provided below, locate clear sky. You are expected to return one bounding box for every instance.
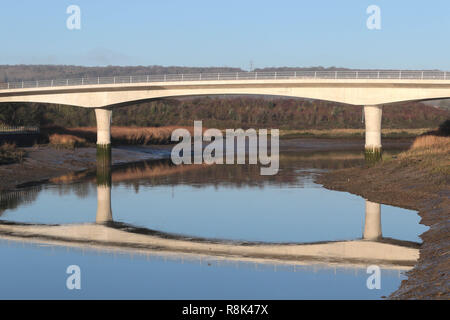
[1,0,449,70]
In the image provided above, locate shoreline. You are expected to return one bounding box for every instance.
[316,162,449,299]
[0,145,172,192]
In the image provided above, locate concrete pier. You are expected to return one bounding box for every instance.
[95,108,112,147]
[364,105,383,162]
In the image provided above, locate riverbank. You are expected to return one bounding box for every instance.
[0,138,413,192]
[316,135,450,299]
[0,145,171,191]
[279,128,433,140]
[1,126,433,148]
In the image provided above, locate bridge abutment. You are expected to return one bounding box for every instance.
[363,200,382,241]
[364,105,383,162]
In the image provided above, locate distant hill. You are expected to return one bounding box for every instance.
[423,99,450,111]
[1,64,443,82]
[0,65,244,82]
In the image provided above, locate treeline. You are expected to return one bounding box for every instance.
[0,97,448,130]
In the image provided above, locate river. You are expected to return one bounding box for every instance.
[0,143,428,299]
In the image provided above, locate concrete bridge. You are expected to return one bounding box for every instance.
[1,70,450,157]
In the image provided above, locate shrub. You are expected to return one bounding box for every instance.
[438,119,450,136]
[0,143,25,164]
[49,134,87,149]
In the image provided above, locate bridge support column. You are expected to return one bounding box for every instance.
[363,200,382,241]
[95,108,112,153]
[364,105,383,162]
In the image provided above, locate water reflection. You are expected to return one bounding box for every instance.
[96,153,113,224]
[364,201,382,241]
[0,147,428,299]
[0,150,424,271]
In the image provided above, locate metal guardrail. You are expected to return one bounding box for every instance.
[0,70,449,90]
[0,125,40,134]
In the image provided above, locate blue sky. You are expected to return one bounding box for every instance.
[1,0,449,70]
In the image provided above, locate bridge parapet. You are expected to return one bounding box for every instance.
[1,70,449,90]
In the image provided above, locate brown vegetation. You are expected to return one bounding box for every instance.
[280,128,433,139]
[396,135,450,176]
[71,126,200,145]
[57,125,203,145]
[49,133,87,149]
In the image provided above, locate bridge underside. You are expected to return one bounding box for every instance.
[1,79,450,108]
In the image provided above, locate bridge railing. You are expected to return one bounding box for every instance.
[0,125,40,134]
[0,70,449,90]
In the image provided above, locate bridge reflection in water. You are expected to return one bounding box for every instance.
[0,152,420,271]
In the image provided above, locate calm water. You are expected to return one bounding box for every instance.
[0,147,427,299]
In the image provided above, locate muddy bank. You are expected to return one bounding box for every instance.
[316,162,449,299]
[0,145,171,192]
[279,137,412,152]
